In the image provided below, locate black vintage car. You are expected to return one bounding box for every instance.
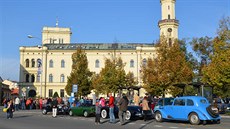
[100,105,153,120]
[42,104,69,115]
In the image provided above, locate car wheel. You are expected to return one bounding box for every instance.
[69,110,73,116]
[101,109,107,119]
[189,113,200,125]
[125,110,131,120]
[155,111,163,122]
[83,111,89,117]
[42,109,47,115]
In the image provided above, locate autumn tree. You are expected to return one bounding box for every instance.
[92,57,126,94]
[202,16,230,96]
[142,36,194,97]
[65,48,92,96]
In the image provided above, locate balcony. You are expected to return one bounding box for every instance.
[158,19,179,25]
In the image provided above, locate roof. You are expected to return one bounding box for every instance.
[44,43,155,50]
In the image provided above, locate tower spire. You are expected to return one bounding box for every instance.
[159,0,179,45]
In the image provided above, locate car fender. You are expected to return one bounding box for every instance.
[188,109,210,120]
[154,109,168,119]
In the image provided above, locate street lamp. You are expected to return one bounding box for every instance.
[28,35,44,97]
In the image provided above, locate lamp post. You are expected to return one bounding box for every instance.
[28,35,44,97]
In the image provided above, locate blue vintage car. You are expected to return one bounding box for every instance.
[154,96,221,125]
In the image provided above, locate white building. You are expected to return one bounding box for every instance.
[19,0,179,98]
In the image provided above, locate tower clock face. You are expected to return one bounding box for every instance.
[168,28,172,32]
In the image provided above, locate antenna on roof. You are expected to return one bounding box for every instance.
[56,17,59,27]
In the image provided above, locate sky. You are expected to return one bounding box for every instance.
[0,0,229,81]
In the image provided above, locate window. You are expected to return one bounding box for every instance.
[169,38,172,47]
[49,60,53,68]
[60,74,65,83]
[49,74,53,82]
[26,74,29,82]
[130,59,134,68]
[187,99,194,106]
[59,38,63,44]
[61,60,65,68]
[95,59,100,68]
[142,58,147,67]
[31,59,35,67]
[37,58,42,68]
[168,14,170,19]
[168,5,170,10]
[25,59,29,67]
[60,89,64,97]
[200,99,207,104]
[49,89,53,97]
[174,99,185,106]
[31,74,35,82]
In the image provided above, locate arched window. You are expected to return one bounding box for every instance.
[61,60,65,68]
[168,14,170,19]
[168,5,170,10]
[49,74,53,82]
[169,38,172,47]
[49,60,53,68]
[26,74,29,82]
[130,59,134,68]
[37,58,42,68]
[31,74,35,82]
[142,58,147,67]
[25,59,29,68]
[95,59,100,68]
[60,74,65,83]
[31,59,35,67]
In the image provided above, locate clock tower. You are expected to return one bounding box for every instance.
[159,0,179,45]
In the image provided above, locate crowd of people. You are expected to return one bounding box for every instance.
[1,93,156,123]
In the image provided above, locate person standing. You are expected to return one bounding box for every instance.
[142,96,150,121]
[118,93,129,125]
[51,98,58,118]
[7,100,14,119]
[14,97,20,111]
[95,99,102,125]
[134,93,140,106]
[109,93,115,123]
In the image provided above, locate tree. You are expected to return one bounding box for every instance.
[65,48,92,96]
[53,92,59,98]
[92,57,126,94]
[202,16,230,96]
[190,16,230,97]
[142,36,194,97]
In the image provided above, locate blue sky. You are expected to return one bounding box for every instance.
[0,0,229,81]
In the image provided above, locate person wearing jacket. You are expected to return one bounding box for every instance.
[7,100,14,119]
[118,93,129,125]
[95,99,102,124]
[108,93,115,123]
[142,96,150,121]
[51,98,58,118]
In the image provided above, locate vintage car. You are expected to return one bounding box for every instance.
[42,104,69,115]
[101,105,153,120]
[69,103,95,117]
[154,96,221,125]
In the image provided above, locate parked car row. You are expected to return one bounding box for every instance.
[42,96,222,125]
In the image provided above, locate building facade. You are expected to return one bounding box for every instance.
[19,0,179,98]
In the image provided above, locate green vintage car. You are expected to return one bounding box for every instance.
[69,104,95,117]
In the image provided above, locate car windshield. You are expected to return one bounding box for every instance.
[157,98,174,106]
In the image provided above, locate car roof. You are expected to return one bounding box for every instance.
[175,96,207,100]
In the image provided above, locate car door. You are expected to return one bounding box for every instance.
[171,98,186,120]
